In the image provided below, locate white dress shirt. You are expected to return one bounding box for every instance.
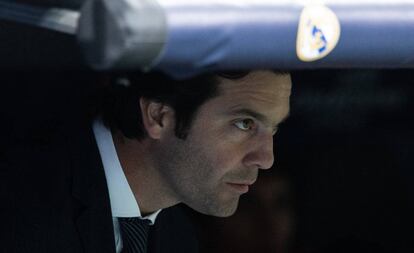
[93,119,162,253]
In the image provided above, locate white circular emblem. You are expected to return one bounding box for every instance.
[296,5,341,62]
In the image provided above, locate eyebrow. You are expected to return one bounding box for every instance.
[229,108,290,129]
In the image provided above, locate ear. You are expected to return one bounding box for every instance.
[139,97,175,140]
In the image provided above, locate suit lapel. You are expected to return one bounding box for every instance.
[68,123,116,253]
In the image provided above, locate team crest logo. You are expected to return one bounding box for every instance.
[296,5,341,62]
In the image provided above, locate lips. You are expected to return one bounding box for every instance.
[225,175,257,194]
[226,181,255,194]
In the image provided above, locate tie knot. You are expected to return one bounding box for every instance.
[118,217,151,253]
[119,217,151,226]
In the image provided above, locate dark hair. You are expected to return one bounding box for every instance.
[98,71,219,140]
[97,70,288,140]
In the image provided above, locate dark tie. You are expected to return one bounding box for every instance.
[118,217,151,253]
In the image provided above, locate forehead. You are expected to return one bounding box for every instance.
[217,71,291,102]
[210,71,292,121]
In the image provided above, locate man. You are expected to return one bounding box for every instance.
[2,70,291,253]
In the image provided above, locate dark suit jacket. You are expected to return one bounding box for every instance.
[1,116,199,253]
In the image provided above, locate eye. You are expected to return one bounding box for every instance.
[234,119,255,131]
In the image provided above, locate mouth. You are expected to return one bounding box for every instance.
[226,181,255,194]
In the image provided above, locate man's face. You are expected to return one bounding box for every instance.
[155,71,292,217]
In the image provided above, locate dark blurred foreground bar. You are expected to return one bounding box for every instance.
[1,0,414,78]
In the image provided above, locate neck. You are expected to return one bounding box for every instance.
[112,131,178,214]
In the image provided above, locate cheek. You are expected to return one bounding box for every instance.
[189,123,248,177]
[207,141,245,175]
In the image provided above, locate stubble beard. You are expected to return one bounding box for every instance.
[155,136,241,217]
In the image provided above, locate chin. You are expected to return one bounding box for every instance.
[198,200,240,217]
[213,208,238,218]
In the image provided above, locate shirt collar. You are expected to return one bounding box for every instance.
[92,119,161,224]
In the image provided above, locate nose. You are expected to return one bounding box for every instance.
[242,133,275,170]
